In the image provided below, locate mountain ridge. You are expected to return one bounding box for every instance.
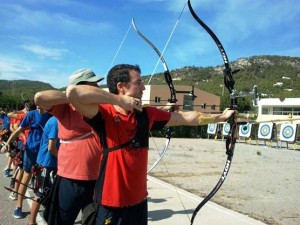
[1,55,299,101]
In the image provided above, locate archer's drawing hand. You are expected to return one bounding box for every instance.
[119,95,143,112]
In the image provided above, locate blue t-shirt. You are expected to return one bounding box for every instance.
[0,114,10,130]
[37,116,59,168]
[20,110,51,152]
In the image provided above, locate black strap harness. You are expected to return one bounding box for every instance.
[87,109,149,203]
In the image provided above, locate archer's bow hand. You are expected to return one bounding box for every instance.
[213,108,236,123]
[222,108,236,121]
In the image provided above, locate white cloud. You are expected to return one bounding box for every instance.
[1,2,113,35]
[0,54,70,88]
[0,57,30,73]
[0,56,32,80]
[19,44,69,60]
[0,0,299,89]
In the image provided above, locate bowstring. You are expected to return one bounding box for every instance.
[145,1,192,222]
[105,3,191,221]
[106,21,133,75]
[147,1,188,85]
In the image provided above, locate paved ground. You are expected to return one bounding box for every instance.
[147,176,266,225]
[0,151,266,225]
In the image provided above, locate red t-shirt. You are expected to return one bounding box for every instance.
[10,118,16,126]
[87,104,171,207]
[15,112,28,143]
[15,111,25,125]
[49,104,102,180]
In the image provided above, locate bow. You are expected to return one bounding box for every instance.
[4,186,49,204]
[131,18,177,173]
[187,1,238,224]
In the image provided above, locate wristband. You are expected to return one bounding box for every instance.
[198,115,215,125]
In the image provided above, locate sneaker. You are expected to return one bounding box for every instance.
[13,207,23,219]
[4,169,12,177]
[9,192,17,200]
[10,178,15,188]
[3,167,12,171]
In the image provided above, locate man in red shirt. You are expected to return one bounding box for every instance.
[66,64,235,225]
[34,68,104,225]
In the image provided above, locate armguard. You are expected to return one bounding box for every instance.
[198,115,215,125]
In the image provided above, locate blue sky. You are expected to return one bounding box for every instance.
[0,0,299,88]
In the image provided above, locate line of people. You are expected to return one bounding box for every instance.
[1,65,235,225]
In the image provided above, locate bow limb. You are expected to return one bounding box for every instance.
[187,1,238,224]
[131,18,177,173]
[131,18,177,104]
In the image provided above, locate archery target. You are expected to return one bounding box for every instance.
[258,122,274,140]
[222,123,231,136]
[279,124,298,142]
[239,123,252,138]
[207,123,217,135]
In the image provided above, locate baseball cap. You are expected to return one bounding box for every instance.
[68,68,104,85]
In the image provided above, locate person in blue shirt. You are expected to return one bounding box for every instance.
[0,110,10,132]
[0,109,12,177]
[29,116,59,225]
[1,106,51,219]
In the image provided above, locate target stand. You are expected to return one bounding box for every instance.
[257,122,278,147]
[221,122,231,141]
[207,123,219,140]
[279,124,299,150]
[238,123,259,145]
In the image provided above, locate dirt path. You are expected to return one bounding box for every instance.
[148,138,300,225]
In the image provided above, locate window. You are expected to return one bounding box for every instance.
[183,95,194,111]
[154,96,161,103]
[262,107,271,115]
[272,107,300,115]
[262,105,300,116]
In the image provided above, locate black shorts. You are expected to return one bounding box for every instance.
[95,199,148,225]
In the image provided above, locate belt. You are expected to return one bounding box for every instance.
[60,131,93,144]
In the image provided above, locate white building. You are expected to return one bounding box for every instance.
[257,98,300,123]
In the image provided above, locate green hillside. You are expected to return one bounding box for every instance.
[1,55,299,111]
[142,55,300,99]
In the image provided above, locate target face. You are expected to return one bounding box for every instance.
[282,126,294,139]
[241,125,250,134]
[260,125,270,137]
[207,123,217,134]
[258,122,274,140]
[239,124,252,138]
[222,123,231,136]
[279,124,297,142]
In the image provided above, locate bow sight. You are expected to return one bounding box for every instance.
[229,84,259,108]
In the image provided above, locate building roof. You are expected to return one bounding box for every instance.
[258,98,300,106]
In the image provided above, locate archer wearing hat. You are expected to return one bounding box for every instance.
[34,68,104,225]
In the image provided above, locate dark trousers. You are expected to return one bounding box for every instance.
[44,175,96,225]
[96,199,148,225]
